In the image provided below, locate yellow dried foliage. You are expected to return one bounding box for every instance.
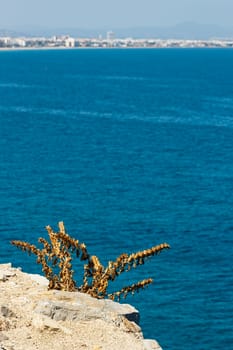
[108,278,153,301]
[11,222,170,300]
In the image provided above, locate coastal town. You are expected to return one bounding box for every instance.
[1,32,233,49]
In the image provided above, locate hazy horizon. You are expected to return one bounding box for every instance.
[1,22,233,41]
[1,0,232,29]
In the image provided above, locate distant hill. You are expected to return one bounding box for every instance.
[1,22,233,40]
[114,22,233,40]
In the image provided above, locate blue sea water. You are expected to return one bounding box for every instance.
[0,48,233,349]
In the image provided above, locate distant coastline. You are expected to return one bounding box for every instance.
[1,35,233,50]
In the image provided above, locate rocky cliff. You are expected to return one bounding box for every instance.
[0,263,162,350]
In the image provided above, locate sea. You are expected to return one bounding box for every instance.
[0,48,233,349]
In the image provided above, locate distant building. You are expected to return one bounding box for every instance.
[1,37,10,46]
[65,37,75,48]
[14,38,26,47]
[106,31,115,41]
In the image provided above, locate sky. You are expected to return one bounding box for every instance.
[1,0,232,29]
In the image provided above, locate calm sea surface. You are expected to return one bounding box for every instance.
[0,48,233,349]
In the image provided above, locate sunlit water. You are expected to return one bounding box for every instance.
[0,48,233,349]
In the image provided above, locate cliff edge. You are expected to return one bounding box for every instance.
[0,263,162,350]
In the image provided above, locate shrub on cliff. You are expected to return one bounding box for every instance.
[11,222,170,300]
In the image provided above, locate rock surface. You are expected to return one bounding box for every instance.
[0,263,162,350]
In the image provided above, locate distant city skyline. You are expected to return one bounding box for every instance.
[1,0,233,29]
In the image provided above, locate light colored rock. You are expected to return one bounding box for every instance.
[0,272,7,282]
[32,314,71,334]
[0,333,9,341]
[0,264,16,281]
[104,298,140,323]
[0,263,163,350]
[143,339,163,350]
[27,273,48,287]
[34,291,140,326]
[0,263,12,269]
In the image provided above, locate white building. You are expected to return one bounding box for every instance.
[106,31,115,41]
[14,38,26,47]
[65,37,75,47]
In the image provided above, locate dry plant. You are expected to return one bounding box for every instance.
[11,222,170,300]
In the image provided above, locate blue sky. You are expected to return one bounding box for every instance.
[1,0,232,28]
